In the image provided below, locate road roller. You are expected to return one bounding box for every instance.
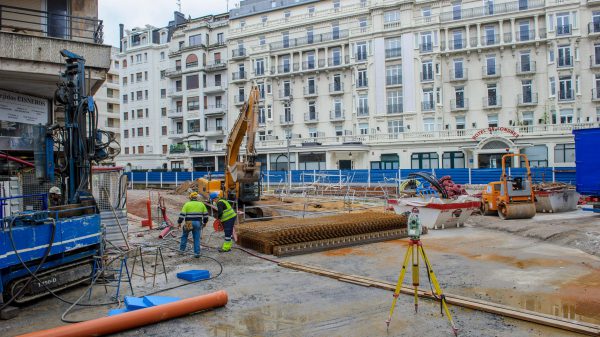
[481,154,536,220]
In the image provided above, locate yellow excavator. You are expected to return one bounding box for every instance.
[197,86,267,217]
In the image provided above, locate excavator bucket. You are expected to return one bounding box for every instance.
[230,162,261,183]
[497,202,536,220]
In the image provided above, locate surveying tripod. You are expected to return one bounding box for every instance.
[385,208,458,336]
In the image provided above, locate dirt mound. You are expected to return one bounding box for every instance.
[174,180,198,195]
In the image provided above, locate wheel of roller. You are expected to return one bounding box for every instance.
[497,203,509,220]
[480,201,494,216]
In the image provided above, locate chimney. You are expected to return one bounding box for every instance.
[119,23,124,51]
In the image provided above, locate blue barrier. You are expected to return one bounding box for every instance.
[125,167,576,187]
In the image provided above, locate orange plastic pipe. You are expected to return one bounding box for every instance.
[17,290,228,337]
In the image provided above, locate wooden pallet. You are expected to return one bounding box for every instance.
[278,261,600,336]
[272,229,408,256]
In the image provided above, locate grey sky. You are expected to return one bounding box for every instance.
[99,0,235,46]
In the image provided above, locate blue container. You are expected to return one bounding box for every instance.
[124,296,149,311]
[573,128,600,196]
[176,269,210,282]
[107,308,128,316]
[143,296,180,307]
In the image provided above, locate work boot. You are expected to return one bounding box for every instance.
[219,241,232,253]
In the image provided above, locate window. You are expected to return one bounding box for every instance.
[122,77,127,86]
[136,91,143,100]
[357,70,368,87]
[160,52,165,60]
[384,10,400,23]
[485,56,496,75]
[136,72,142,82]
[137,127,144,137]
[332,23,340,40]
[522,111,534,126]
[549,77,556,96]
[255,59,265,76]
[333,99,343,117]
[186,54,198,68]
[123,111,128,120]
[161,107,167,116]
[423,118,435,131]
[422,61,433,81]
[358,95,369,116]
[122,94,128,104]
[283,80,291,97]
[145,108,149,117]
[420,32,433,52]
[186,75,199,90]
[385,37,401,58]
[331,48,341,66]
[307,77,316,95]
[124,147,129,155]
[136,54,142,63]
[144,71,148,81]
[411,153,439,169]
[520,52,532,72]
[306,101,317,121]
[187,96,200,111]
[386,64,402,85]
[556,13,571,35]
[522,80,533,103]
[456,116,466,130]
[308,127,318,138]
[484,26,496,45]
[283,103,292,122]
[422,89,434,110]
[160,70,166,79]
[356,42,367,61]
[372,154,399,170]
[486,83,498,106]
[138,146,144,154]
[332,74,342,91]
[308,6,315,15]
[359,123,369,135]
[519,21,531,41]
[422,7,431,18]
[124,130,129,138]
[554,144,575,163]
[521,145,548,167]
[189,34,202,46]
[144,90,148,100]
[333,0,340,10]
[307,28,314,44]
[452,2,462,20]
[488,114,498,127]
[453,59,464,79]
[560,109,574,123]
[161,126,167,136]
[388,120,404,134]
[217,33,224,44]
[442,152,465,168]
[387,90,403,114]
[557,45,572,67]
[558,76,573,100]
[452,30,464,49]
[161,89,166,99]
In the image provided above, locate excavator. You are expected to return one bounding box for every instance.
[197,85,268,218]
[480,153,536,219]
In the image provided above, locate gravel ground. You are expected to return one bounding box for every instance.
[3,190,599,337]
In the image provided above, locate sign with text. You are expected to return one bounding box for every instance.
[0,89,48,125]
[472,127,520,141]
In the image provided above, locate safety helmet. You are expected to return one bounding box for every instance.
[209,192,220,201]
[189,192,199,200]
[49,186,61,195]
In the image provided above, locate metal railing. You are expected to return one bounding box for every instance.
[420,42,433,53]
[386,75,402,86]
[280,115,294,124]
[0,5,103,43]
[302,61,317,70]
[269,29,349,50]
[557,56,573,68]
[450,99,468,111]
[517,93,538,105]
[357,107,369,117]
[558,90,575,101]
[482,96,502,108]
[231,48,246,58]
[450,68,468,81]
[231,71,246,81]
[589,22,600,34]
[279,89,293,99]
[592,88,600,101]
[420,72,434,82]
[516,29,535,42]
[439,0,544,22]
[329,83,344,93]
[482,65,501,77]
[330,110,345,121]
[304,112,319,122]
[590,56,600,68]
[556,24,572,36]
[304,86,318,96]
[385,48,401,59]
[387,104,403,114]
[481,34,500,46]
[421,101,435,111]
[516,61,536,74]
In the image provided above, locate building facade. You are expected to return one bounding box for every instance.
[224,0,600,171]
[0,0,111,173]
[94,47,121,165]
[165,13,230,171]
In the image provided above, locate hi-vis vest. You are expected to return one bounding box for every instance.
[219,199,236,221]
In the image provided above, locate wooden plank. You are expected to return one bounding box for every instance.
[278,261,600,336]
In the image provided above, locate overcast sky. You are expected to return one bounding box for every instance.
[99,0,234,46]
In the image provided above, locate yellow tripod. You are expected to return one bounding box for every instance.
[386,238,458,336]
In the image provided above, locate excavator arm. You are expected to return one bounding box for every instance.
[224,85,261,201]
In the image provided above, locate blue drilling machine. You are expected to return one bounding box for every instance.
[0,50,118,319]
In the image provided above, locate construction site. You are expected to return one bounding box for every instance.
[1,28,599,337]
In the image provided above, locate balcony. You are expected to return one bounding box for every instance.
[327,55,350,68]
[205,104,226,115]
[303,86,318,97]
[231,71,246,82]
[169,144,187,154]
[588,22,600,34]
[304,112,319,123]
[556,24,572,36]
[169,131,185,139]
[386,75,402,86]
[439,0,545,23]
[450,99,468,111]
[482,96,502,109]
[277,64,292,74]
[591,56,600,68]
[329,83,344,95]
[168,88,183,98]
[558,90,575,102]
[450,69,468,81]
[205,61,226,72]
[167,109,183,118]
[356,80,368,90]
[448,38,466,51]
[387,104,403,115]
[385,48,402,59]
[421,101,435,111]
[231,48,246,59]
[279,89,293,99]
[516,62,536,75]
[356,107,369,117]
[592,88,600,101]
[516,30,535,42]
[302,61,317,70]
[204,127,224,136]
[518,93,538,106]
[189,146,205,153]
[330,110,345,121]
[280,115,294,125]
[557,57,574,69]
[269,29,349,51]
[420,43,433,53]
[204,85,225,94]
[481,34,500,46]
[355,53,368,63]
[420,72,434,82]
[482,66,501,78]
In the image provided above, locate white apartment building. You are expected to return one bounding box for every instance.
[94,47,121,165]
[165,13,230,171]
[116,14,184,171]
[226,0,600,171]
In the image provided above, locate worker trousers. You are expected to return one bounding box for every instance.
[180,221,202,256]
[222,217,236,241]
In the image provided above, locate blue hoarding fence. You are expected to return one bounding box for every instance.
[124,167,576,189]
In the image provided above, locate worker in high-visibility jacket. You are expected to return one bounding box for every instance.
[177,192,208,258]
[209,192,237,252]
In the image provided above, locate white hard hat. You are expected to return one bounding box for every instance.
[49,186,61,195]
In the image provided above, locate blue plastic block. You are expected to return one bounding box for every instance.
[176,269,210,282]
[143,296,181,307]
[107,308,128,316]
[124,296,149,311]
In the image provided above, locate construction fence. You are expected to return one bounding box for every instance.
[124,167,576,190]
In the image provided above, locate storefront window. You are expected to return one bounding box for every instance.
[522,145,548,167]
[411,152,439,169]
[442,152,465,168]
[554,144,575,163]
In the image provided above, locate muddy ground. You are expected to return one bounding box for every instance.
[3,190,600,336]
